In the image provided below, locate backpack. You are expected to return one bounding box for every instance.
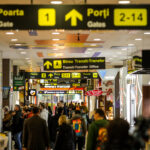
[72,119,83,137]
[96,127,107,150]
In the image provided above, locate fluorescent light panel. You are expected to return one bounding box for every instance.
[118,1,130,4]
[11,39,18,41]
[6,32,14,35]
[51,1,63,4]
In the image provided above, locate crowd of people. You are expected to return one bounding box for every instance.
[2,101,148,150]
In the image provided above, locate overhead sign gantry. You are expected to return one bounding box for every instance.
[0,5,149,30]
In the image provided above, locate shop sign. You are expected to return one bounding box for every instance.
[38,90,83,94]
[26,72,99,79]
[86,90,103,96]
[0,5,149,30]
[44,58,105,70]
[28,89,36,96]
[13,76,25,91]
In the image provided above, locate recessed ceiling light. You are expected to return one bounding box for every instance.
[53,48,58,50]
[52,32,60,35]
[91,44,97,46]
[20,51,26,54]
[18,48,24,50]
[94,38,101,41]
[52,39,60,41]
[108,58,113,60]
[50,1,63,4]
[25,58,30,60]
[87,48,93,51]
[11,39,18,42]
[144,32,150,35]
[122,48,127,51]
[135,38,142,41]
[15,43,22,46]
[128,44,134,46]
[85,52,90,54]
[118,1,130,4]
[6,32,14,35]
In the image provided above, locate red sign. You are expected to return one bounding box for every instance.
[86,90,103,96]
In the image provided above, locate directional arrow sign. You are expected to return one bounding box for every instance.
[44,61,52,69]
[65,9,83,26]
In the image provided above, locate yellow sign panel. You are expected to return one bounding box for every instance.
[65,9,83,26]
[72,73,81,78]
[44,61,52,69]
[114,9,147,26]
[53,60,62,69]
[41,73,46,79]
[61,73,71,78]
[93,73,98,78]
[38,8,56,26]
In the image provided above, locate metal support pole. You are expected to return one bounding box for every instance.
[31,0,33,4]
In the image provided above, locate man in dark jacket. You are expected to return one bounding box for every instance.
[22,107,50,150]
[86,109,108,150]
[70,110,86,150]
[11,105,23,150]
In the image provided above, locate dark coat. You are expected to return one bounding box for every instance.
[22,115,50,150]
[54,123,75,150]
[11,110,23,134]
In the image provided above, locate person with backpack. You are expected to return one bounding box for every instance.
[86,109,108,150]
[70,110,86,150]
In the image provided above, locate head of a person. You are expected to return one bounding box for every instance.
[32,107,40,115]
[81,102,84,106]
[57,107,64,116]
[4,106,9,113]
[58,115,67,126]
[14,105,20,112]
[60,101,64,107]
[94,109,106,121]
[39,103,45,110]
[107,118,130,143]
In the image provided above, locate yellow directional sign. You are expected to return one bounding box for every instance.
[38,8,56,26]
[72,73,81,78]
[65,9,83,26]
[48,73,53,78]
[53,60,62,69]
[93,73,98,78]
[44,61,52,69]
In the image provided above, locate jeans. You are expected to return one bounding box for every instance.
[76,136,85,150]
[14,132,22,150]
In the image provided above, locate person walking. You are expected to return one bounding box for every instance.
[11,105,23,150]
[39,103,49,125]
[54,115,75,150]
[86,109,108,150]
[22,107,50,150]
[70,110,86,150]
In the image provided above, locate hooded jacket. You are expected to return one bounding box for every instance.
[86,119,108,150]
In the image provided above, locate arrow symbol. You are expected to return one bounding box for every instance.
[48,73,53,78]
[65,9,83,26]
[44,61,52,69]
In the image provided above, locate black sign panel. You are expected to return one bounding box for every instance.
[44,58,105,70]
[26,72,99,79]
[0,5,149,30]
[38,90,83,94]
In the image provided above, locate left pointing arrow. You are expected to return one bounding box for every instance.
[44,61,52,69]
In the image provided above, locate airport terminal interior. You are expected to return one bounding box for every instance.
[1,0,150,150]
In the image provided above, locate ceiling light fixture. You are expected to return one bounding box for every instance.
[11,39,18,42]
[52,32,60,35]
[122,48,127,51]
[144,32,150,35]
[91,44,97,46]
[15,43,22,46]
[6,32,14,35]
[52,39,60,41]
[87,48,93,51]
[20,51,26,54]
[118,0,130,4]
[128,44,134,46]
[25,58,30,60]
[50,1,63,4]
[53,48,58,50]
[135,38,142,41]
[94,38,101,41]
[53,44,59,46]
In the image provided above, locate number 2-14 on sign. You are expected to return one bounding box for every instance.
[114,9,147,26]
[38,8,56,26]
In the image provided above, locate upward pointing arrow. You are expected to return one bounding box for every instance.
[65,9,83,26]
[44,61,52,69]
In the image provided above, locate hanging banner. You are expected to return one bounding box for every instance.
[0,5,149,30]
[13,76,25,91]
[86,90,103,96]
